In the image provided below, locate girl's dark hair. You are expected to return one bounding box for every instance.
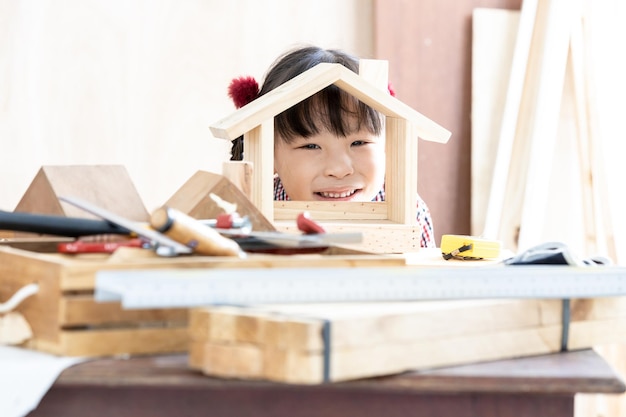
[230,46,383,160]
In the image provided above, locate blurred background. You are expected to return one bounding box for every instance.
[1,0,624,262]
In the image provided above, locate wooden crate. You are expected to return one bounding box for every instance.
[0,243,403,357]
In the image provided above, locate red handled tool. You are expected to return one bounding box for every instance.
[296,211,326,234]
[58,239,147,254]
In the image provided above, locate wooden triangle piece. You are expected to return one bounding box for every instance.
[164,170,276,232]
[14,165,149,221]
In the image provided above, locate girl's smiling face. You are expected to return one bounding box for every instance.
[274,128,385,201]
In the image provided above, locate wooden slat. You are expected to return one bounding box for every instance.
[334,67,451,143]
[273,201,388,221]
[471,8,520,235]
[222,161,253,201]
[385,117,417,224]
[243,120,274,221]
[192,324,564,384]
[191,299,561,350]
[60,294,187,327]
[569,11,617,261]
[516,0,581,251]
[481,0,538,242]
[49,327,188,357]
[274,221,432,253]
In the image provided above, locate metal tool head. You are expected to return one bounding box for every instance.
[59,196,193,256]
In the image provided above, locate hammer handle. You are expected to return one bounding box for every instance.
[150,206,243,257]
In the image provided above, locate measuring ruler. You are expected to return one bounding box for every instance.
[95,265,626,309]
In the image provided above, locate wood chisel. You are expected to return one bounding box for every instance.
[59,196,193,257]
[150,206,244,257]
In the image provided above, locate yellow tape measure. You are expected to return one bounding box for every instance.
[440,235,501,260]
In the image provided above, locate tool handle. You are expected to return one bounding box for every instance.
[150,206,244,257]
[296,212,326,234]
[58,238,146,254]
[0,210,130,237]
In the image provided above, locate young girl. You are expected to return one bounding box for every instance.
[227,45,435,248]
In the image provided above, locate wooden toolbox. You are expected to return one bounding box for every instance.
[0,243,404,357]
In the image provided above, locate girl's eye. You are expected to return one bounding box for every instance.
[298,143,320,150]
[351,140,368,146]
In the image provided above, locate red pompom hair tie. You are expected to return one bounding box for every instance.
[228,76,259,109]
[387,82,396,97]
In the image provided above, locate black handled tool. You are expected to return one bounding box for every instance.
[0,210,131,237]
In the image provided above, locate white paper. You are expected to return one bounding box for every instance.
[0,346,85,417]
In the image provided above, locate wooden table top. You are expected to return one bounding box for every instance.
[55,348,625,395]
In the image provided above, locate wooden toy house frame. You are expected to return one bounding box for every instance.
[210,61,451,252]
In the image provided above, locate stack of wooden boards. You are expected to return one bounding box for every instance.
[188,252,626,384]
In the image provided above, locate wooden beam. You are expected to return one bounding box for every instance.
[481,0,538,241]
[517,0,580,250]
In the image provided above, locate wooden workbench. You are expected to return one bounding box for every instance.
[28,349,625,417]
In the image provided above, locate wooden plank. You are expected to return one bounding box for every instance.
[34,327,189,357]
[481,0,538,242]
[0,245,404,292]
[244,120,274,222]
[274,221,432,253]
[516,0,581,251]
[569,12,617,261]
[334,67,451,143]
[274,201,388,221]
[60,295,187,327]
[222,161,253,202]
[385,118,417,224]
[191,299,561,350]
[192,324,564,384]
[471,8,520,235]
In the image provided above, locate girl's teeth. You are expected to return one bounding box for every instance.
[320,190,355,198]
